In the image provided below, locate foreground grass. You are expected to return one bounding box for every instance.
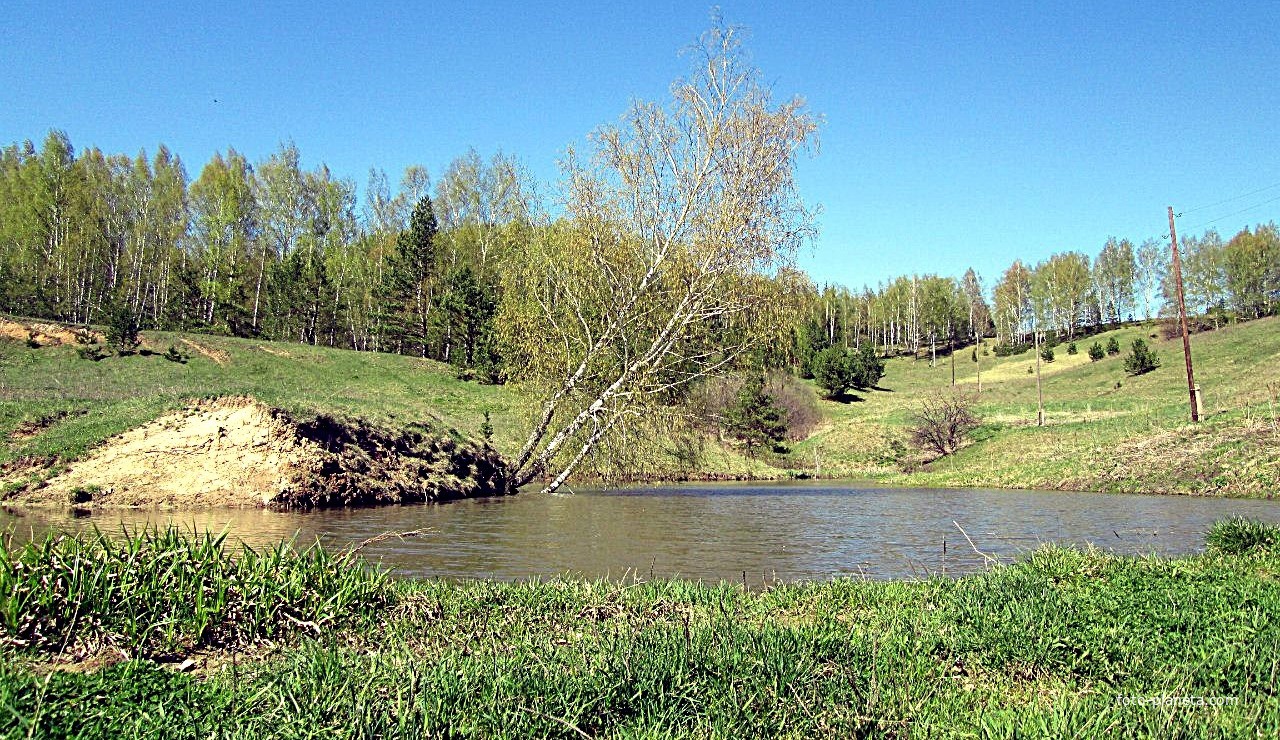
[2,523,1278,738]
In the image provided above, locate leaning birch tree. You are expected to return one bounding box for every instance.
[499,20,818,492]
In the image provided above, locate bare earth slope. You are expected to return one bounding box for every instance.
[13,397,510,510]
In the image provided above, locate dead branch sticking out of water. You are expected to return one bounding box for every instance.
[341,528,434,559]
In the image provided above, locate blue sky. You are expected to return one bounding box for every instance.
[3,1,1277,290]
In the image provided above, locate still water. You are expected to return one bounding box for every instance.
[4,482,1279,582]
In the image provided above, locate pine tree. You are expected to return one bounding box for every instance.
[723,372,787,454]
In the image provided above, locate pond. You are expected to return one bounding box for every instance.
[4,482,1278,582]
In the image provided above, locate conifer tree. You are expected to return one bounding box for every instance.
[724,372,786,454]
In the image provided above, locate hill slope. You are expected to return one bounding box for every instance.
[798,317,1280,497]
[1,315,1277,501]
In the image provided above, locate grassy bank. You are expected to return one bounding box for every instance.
[797,316,1280,497]
[2,314,1278,499]
[2,523,1279,737]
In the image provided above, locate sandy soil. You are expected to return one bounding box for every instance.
[0,318,102,347]
[9,397,512,510]
[29,398,314,508]
[180,337,230,365]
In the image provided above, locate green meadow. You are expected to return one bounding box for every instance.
[3,315,1277,497]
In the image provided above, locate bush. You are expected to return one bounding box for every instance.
[1105,336,1120,355]
[1206,517,1279,555]
[908,390,980,458]
[723,372,786,454]
[1067,342,1077,355]
[162,344,188,363]
[104,303,141,353]
[765,372,821,441]
[812,345,883,399]
[76,345,107,362]
[1040,346,1055,363]
[1122,339,1160,375]
[1088,342,1105,362]
[993,342,1031,357]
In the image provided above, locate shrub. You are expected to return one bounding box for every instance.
[163,344,188,363]
[104,303,141,353]
[1088,342,1105,362]
[1206,516,1279,555]
[765,371,821,441]
[993,342,1031,357]
[1105,336,1120,355]
[76,345,107,362]
[1123,338,1161,375]
[1067,342,1077,355]
[479,411,494,443]
[1040,346,1055,363]
[723,372,786,454]
[812,345,885,399]
[908,390,980,458]
[24,332,39,349]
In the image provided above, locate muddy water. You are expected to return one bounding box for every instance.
[4,482,1279,582]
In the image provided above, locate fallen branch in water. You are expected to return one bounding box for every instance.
[341,528,434,559]
[953,521,1000,566]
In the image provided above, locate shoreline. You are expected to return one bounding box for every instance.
[3,522,1278,737]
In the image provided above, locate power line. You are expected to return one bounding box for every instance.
[1180,193,1280,234]
[1177,179,1280,216]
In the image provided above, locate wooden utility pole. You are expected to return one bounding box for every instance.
[950,335,956,386]
[1168,207,1200,422]
[1033,319,1045,426]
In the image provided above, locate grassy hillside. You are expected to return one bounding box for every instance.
[0,322,778,493]
[2,315,1278,498]
[799,316,1280,497]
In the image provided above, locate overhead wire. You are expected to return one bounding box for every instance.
[1176,180,1280,217]
[1178,193,1280,234]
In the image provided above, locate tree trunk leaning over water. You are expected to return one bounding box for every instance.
[499,18,819,493]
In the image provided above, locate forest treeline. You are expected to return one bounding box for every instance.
[2,130,1278,384]
[0,131,526,379]
[789,220,1279,373]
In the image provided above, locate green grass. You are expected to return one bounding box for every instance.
[0,527,393,658]
[0,328,527,462]
[2,524,1278,738]
[3,316,1279,496]
[795,317,1280,497]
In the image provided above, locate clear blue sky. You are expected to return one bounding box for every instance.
[3,0,1277,290]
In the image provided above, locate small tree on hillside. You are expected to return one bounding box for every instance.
[105,302,141,353]
[853,343,885,389]
[1088,342,1105,362]
[1123,338,1161,375]
[908,390,980,458]
[1105,336,1121,355]
[813,344,884,399]
[723,372,787,454]
[813,346,857,399]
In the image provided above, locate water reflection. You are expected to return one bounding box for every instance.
[4,482,1278,582]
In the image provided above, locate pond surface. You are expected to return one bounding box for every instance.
[4,482,1279,583]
